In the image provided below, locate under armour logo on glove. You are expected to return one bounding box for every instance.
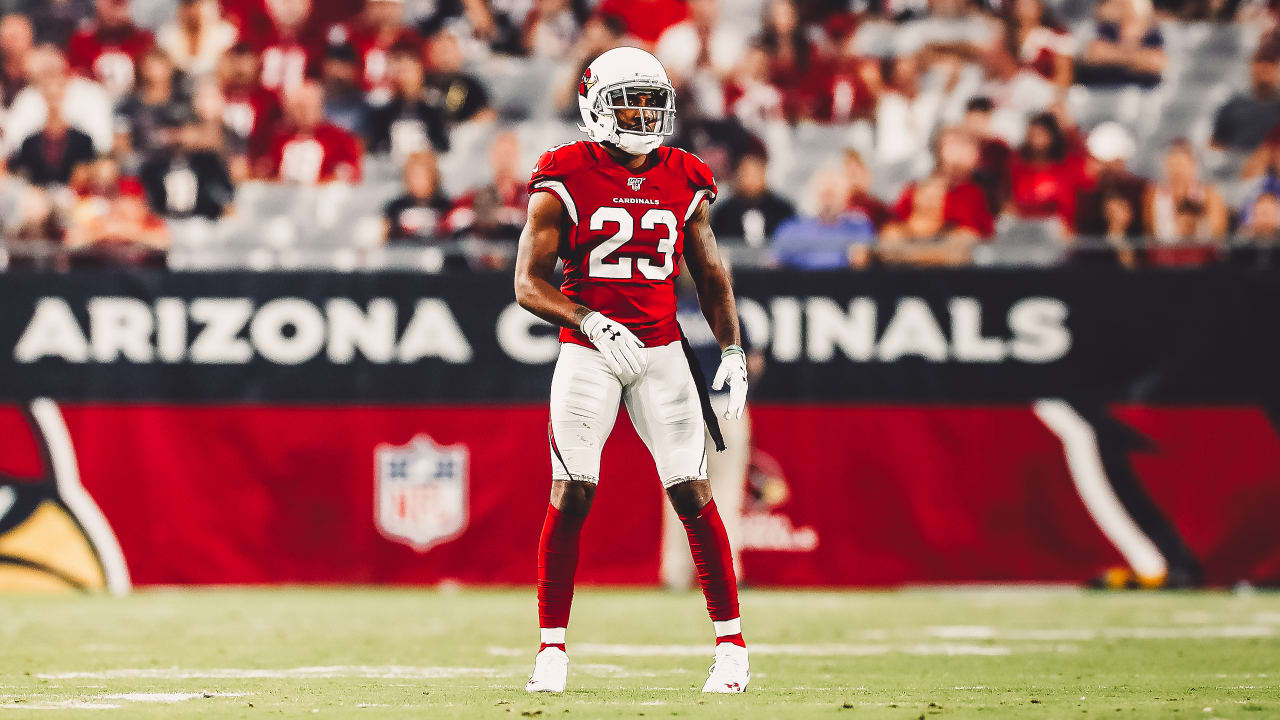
[580,311,644,376]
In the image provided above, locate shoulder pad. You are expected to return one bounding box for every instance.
[663,147,717,198]
[529,141,595,186]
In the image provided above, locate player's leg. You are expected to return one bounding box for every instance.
[622,342,749,693]
[528,344,622,693]
[660,397,748,589]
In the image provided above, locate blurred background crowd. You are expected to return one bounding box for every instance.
[0,0,1278,270]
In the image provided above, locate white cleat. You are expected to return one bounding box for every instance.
[525,647,569,693]
[702,642,750,693]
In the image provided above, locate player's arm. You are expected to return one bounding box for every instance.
[514,191,591,331]
[683,199,740,349]
[514,191,643,374]
[683,199,747,419]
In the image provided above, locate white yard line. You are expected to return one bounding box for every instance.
[36,666,504,681]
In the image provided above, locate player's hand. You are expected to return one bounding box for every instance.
[580,311,644,376]
[711,345,748,420]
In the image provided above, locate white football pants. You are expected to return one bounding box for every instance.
[548,341,708,487]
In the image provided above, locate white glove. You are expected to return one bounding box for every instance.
[580,311,644,376]
[711,345,748,420]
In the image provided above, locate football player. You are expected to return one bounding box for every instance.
[514,47,750,694]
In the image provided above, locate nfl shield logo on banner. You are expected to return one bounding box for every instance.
[374,435,469,552]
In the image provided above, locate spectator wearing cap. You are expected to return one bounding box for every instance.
[710,153,796,248]
[156,0,238,79]
[423,31,494,126]
[1075,121,1147,241]
[771,169,875,270]
[259,80,362,184]
[1075,0,1166,89]
[216,43,284,161]
[888,127,995,242]
[961,97,1013,214]
[4,45,113,155]
[365,42,450,159]
[443,130,528,243]
[319,41,367,134]
[8,77,97,185]
[114,47,195,159]
[327,0,420,98]
[384,149,452,243]
[0,14,34,108]
[66,0,155,99]
[1211,40,1280,152]
[842,149,889,231]
[1007,111,1090,231]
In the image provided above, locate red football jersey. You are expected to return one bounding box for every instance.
[528,141,717,349]
[66,25,154,97]
[266,123,363,184]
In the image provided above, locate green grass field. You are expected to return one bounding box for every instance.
[1,588,1278,718]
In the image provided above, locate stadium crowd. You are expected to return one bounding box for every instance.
[0,0,1278,270]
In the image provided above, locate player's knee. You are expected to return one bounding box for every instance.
[550,479,596,516]
[666,478,712,517]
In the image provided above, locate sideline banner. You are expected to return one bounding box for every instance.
[0,270,1277,589]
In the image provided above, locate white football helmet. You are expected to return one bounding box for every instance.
[577,47,676,156]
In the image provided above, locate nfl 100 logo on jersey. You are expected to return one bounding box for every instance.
[627,177,645,192]
[374,435,469,552]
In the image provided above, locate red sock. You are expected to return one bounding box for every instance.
[678,498,743,644]
[537,503,586,631]
[539,643,566,652]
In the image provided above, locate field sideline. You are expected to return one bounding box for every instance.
[1,588,1278,718]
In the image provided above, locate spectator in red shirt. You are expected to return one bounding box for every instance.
[892,128,994,234]
[843,149,889,230]
[66,0,155,99]
[758,0,833,122]
[1002,0,1075,88]
[260,80,362,184]
[880,128,994,266]
[595,0,688,47]
[1007,111,1090,230]
[722,43,785,134]
[326,0,419,97]
[244,0,314,92]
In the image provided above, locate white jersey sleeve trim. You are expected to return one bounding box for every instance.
[532,179,579,225]
[683,188,713,223]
